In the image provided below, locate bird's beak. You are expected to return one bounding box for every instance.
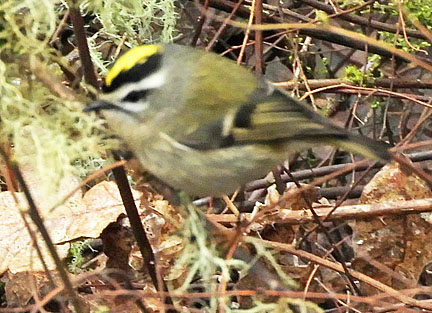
[83,100,118,113]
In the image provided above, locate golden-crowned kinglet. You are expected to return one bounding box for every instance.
[85,44,391,196]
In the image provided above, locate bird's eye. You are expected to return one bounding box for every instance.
[122,90,149,102]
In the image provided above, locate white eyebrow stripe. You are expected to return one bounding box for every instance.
[136,68,167,89]
[122,101,149,112]
[101,69,167,102]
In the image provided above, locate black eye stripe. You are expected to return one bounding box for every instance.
[103,52,163,93]
[122,90,150,102]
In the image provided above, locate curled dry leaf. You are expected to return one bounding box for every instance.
[248,183,320,233]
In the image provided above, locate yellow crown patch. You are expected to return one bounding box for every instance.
[105,44,164,87]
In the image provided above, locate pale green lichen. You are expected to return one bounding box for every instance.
[170,203,249,296]
[84,0,177,44]
[170,202,322,313]
[0,0,177,206]
[84,0,178,75]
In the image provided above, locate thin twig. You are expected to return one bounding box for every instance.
[207,198,432,224]
[253,0,263,76]
[30,57,78,101]
[206,0,244,51]
[68,2,98,88]
[299,0,425,39]
[110,153,176,312]
[247,237,432,310]
[283,169,362,296]
[191,0,210,46]
[237,0,255,64]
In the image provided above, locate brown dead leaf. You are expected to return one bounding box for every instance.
[351,163,432,295]
[0,181,141,274]
[83,283,164,313]
[0,271,61,308]
[87,294,143,313]
[131,189,184,279]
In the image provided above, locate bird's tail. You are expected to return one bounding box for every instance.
[319,132,392,161]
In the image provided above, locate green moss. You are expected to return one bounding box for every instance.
[378,30,430,53]
[337,1,431,53]
[337,0,366,9]
[373,0,431,52]
[344,65,376,85]
[93,306,110,313]
[66,239,94,273]
[315,10,330,24]
[370,99,384,109]
[404,0,432,27]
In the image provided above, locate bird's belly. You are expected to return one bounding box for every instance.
[135,136,291,196]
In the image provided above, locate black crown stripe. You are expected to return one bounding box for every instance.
[102,52,163,93]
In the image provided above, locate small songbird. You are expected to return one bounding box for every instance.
[85,44,391,196]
